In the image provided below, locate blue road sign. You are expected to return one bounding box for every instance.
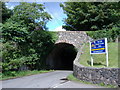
[90,38,108,67]
[90,39,106,54]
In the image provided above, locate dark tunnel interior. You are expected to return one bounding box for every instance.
[46,43,77,70]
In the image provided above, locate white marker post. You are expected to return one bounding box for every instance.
[105,38,109,67]
[91,54,94,66]
[89,41,93,66]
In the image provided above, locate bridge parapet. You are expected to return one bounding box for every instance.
[55,31,91,48]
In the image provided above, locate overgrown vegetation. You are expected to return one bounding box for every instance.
[87,27,120,42]
[60,2,120,31]
[0,2,57,76]
[80,42,118,68]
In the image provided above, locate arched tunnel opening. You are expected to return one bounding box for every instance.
[46,43,77,70]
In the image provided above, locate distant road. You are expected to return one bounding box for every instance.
[2,70,104,88]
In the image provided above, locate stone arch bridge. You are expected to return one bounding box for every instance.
[46,31,91,70]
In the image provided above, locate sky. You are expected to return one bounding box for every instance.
[5,2,67,31]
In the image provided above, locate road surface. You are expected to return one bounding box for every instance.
[1,70,104,88]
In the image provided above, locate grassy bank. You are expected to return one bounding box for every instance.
[80,42,118,68]
[67,74,116,88]
[1,70,54,80]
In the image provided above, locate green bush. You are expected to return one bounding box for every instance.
[87,27,120,42]
[1,30,57,73]
[29,30,57,69]
[2,41,23,72]
[1,19,29,43]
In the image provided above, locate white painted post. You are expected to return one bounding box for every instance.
[105,38,109,67]
[91,54,93,66]
[89,41,93,66]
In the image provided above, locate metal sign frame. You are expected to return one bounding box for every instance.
[89,38,108,67]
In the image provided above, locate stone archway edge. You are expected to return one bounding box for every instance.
[55,31,91,48]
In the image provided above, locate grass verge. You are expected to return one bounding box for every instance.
[67,74,117,88]
[1,70,54,80]
[80,42,118,68]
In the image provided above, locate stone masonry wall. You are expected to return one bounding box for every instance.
[73,64,119,86]
[55,31,91,48]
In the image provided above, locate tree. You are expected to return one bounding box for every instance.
[2,2,52,43]
[11,2,52,30]
[60,2,120,31]
[0,2,13,23]
[1,2,57,71]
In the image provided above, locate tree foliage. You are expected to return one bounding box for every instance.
[2,19,29,43]
[60,2,120,31]
[87,27,120,42]
[2,30,57,72]
[1,2,57,74]
[1,2,13,23]
[12,2,52,30]
[29,30,57,69]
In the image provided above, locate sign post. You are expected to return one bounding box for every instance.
[105,38,109,67]
[89,38,108,67]
[89,41,93,66]
[91,54,94,66]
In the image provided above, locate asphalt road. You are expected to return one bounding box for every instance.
[1,70,104,88]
